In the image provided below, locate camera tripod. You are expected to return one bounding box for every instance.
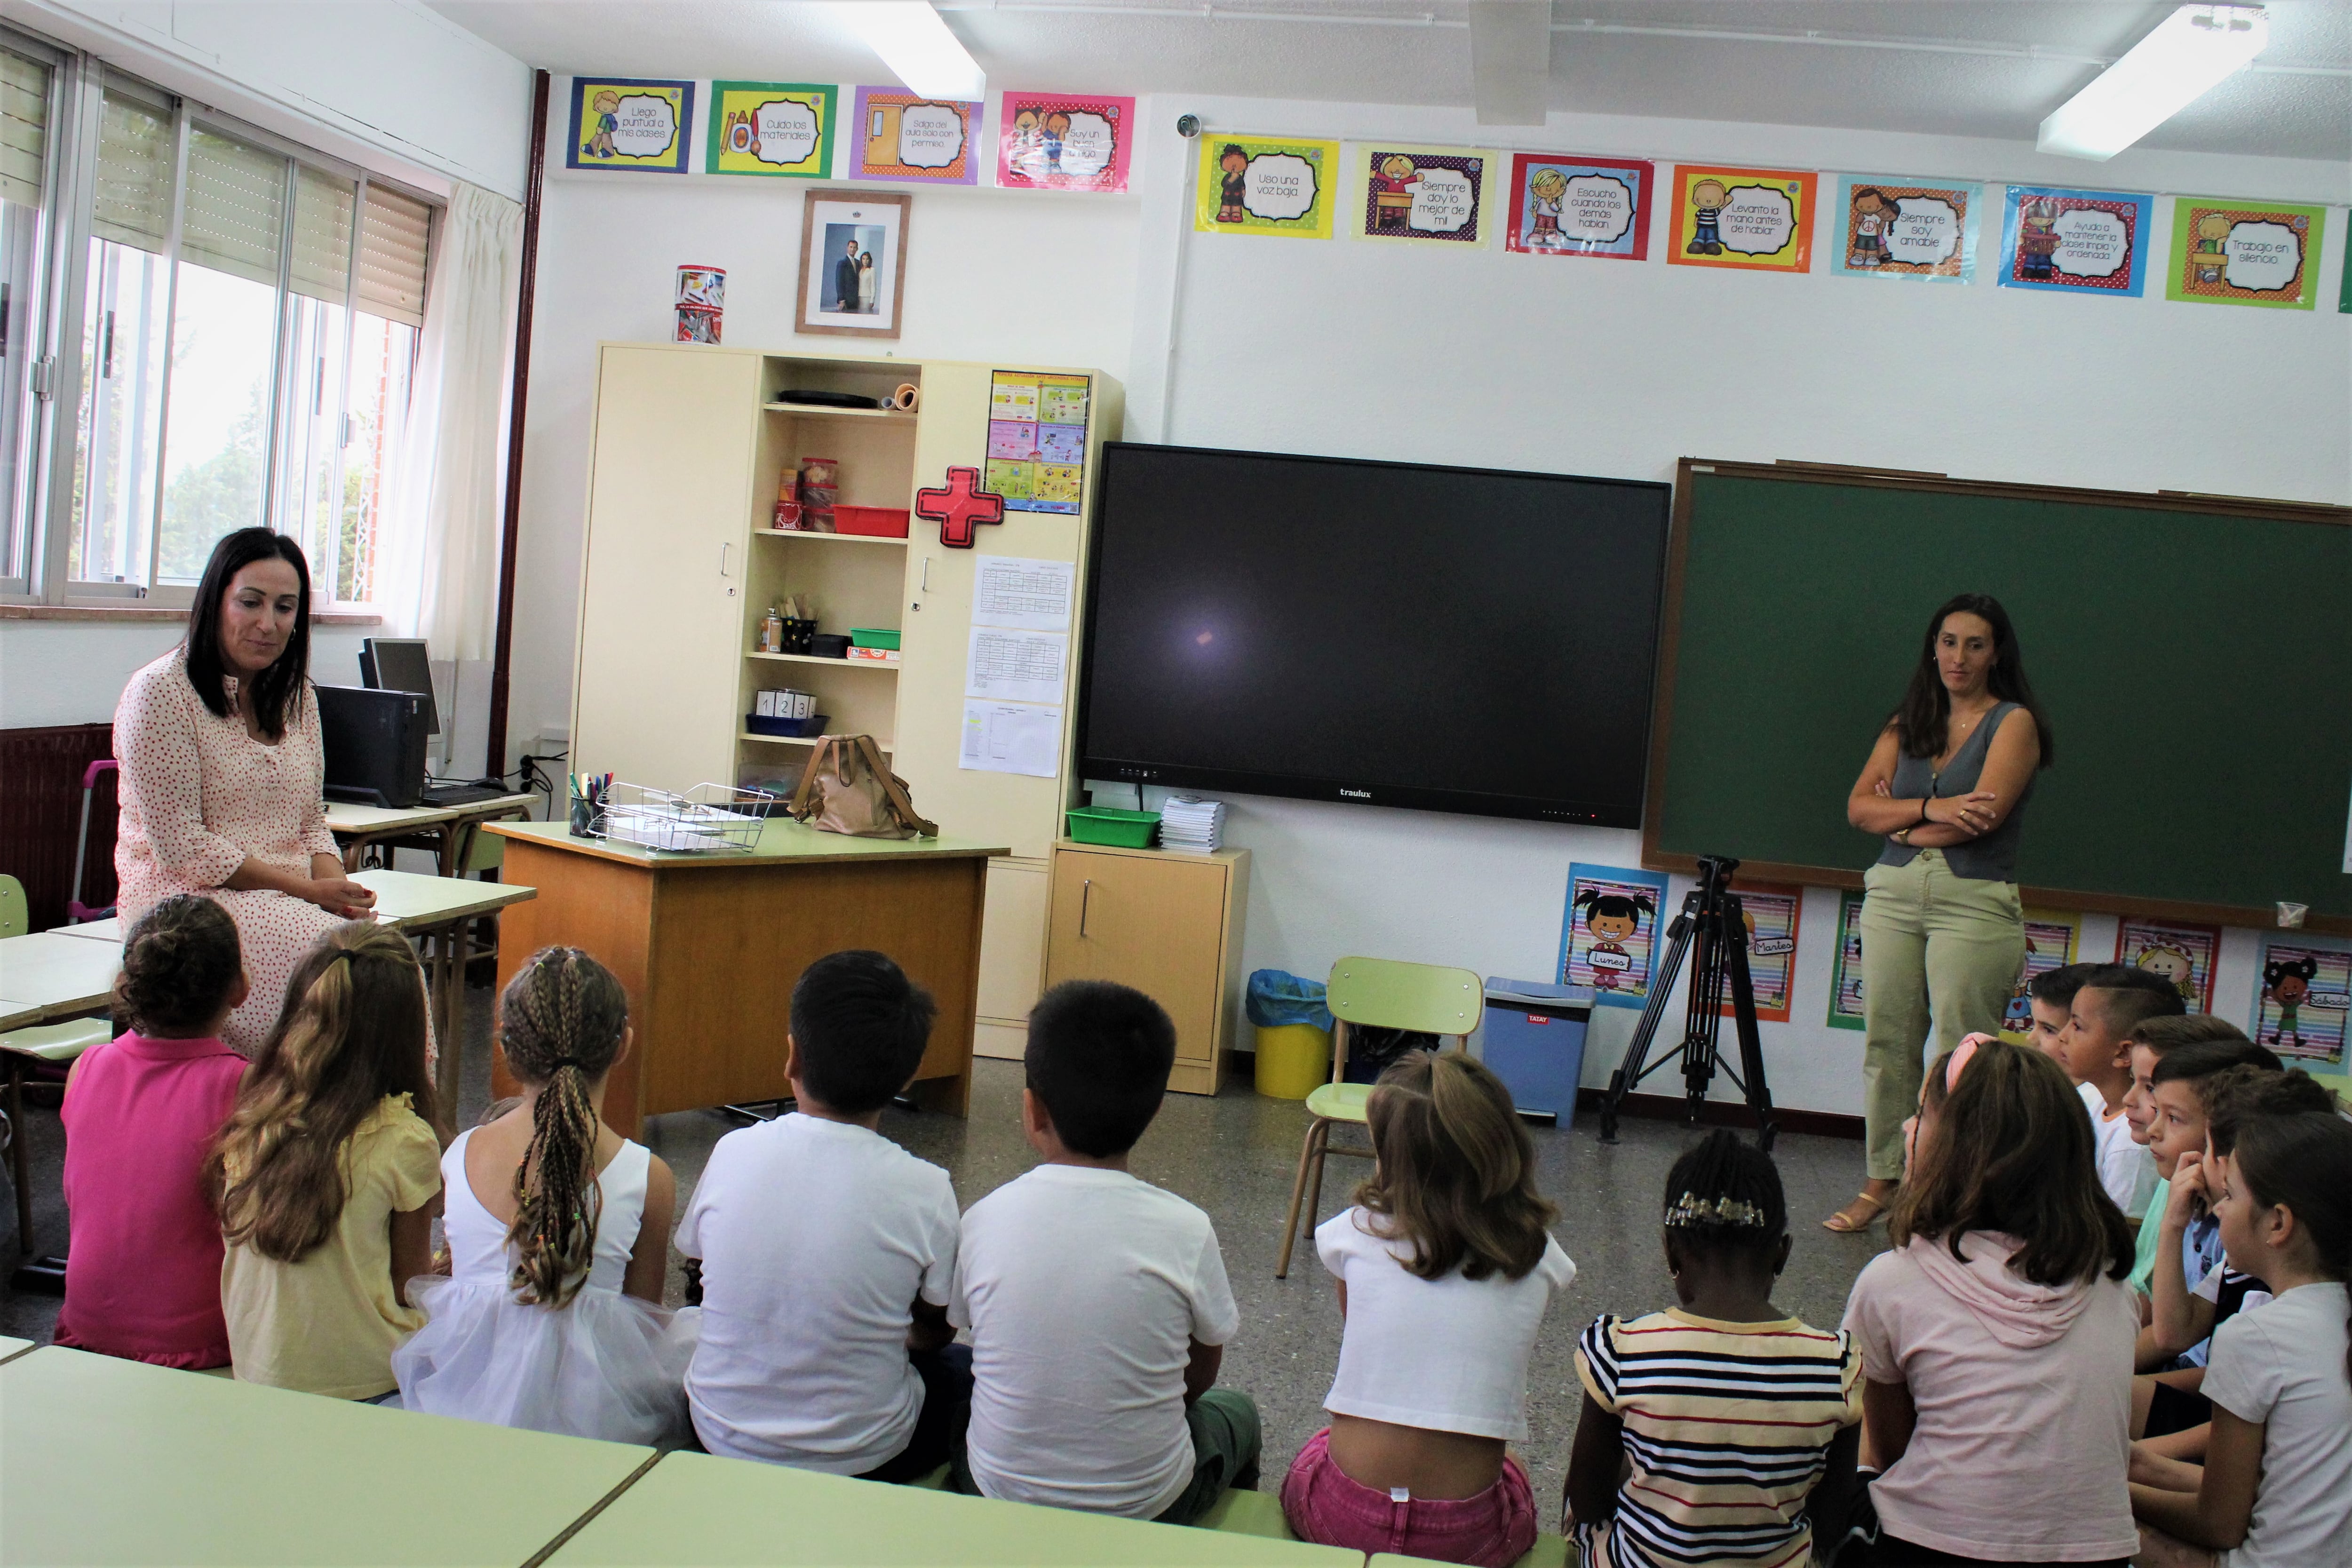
[1596,854,1779,1151]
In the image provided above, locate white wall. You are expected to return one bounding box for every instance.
[0,619,371,728]
[1111,96,2351,1112]
[16,0,532,199]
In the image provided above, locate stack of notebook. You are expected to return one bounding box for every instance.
[1159,796,1226,854]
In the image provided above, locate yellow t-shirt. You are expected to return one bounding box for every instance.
[222,1093,443,1398]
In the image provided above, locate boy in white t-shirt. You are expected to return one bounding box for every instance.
[950,980,1259,1523]
[2055,964,2178,1220]
[676,950,966,1481]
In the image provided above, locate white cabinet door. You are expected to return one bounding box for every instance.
[572,347,761,795]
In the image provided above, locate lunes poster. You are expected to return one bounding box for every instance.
[1559,865,1670,1010]
[1999,185,2153,297]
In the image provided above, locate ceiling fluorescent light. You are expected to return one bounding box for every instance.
[834,2,986,102]
[2038,4,2267,160]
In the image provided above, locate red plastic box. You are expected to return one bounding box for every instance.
[834,505,911,538]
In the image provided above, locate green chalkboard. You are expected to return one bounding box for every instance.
[1643,462,2352,931]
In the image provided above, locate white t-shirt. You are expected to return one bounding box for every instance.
[1316,1206,1574,1441]
[675,1114,959,1473]
[2079,1081,2159,1219]
[949,1164,1239,1519]
[2204,1283,2352,1568]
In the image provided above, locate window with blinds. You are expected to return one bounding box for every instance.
[0,48,45,209]
[291,166,353,305]
[358,183,430,326]
[92,88,171,252]
[180,127,284,287]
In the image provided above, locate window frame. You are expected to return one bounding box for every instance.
[5,37,439,611]
[0,26,71,597]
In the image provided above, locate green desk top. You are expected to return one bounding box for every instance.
[548,1452,1361,1567]
[0,1347,653,1567]
[490,816,1010,869]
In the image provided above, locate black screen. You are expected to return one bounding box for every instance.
[1076,443,1671,826]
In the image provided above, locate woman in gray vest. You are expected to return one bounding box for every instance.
[1823,592,2050,1232]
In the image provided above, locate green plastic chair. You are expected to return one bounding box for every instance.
[0,874,28,939]
[1274,956,1482,1278]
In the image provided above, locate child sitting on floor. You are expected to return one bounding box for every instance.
[54,895,249,1369]
[1568,1128,1859,1568]
[2057,964,2180,1220]
[395,947,692,1442]
[2024,961,2103,1061]
[677,950,965,1480]
[1283,1052,1575,1568]
[209,924,442,1399]
[1841,1040,2140,1566]
[951,980,1258,1523]
[2140,1042,2285,1382]
[2129,1105,2352,1568]
[2121,1016,2255,1305]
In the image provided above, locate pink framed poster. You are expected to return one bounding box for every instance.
[996,91,1133,192]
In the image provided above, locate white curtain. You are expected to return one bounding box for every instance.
[383,181,524,662]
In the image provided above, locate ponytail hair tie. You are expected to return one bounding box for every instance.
[550,1057,587,1074]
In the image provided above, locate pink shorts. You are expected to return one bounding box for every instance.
[1280,1427,1537,1568]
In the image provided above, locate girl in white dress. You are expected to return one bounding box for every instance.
[395,947,694,1442]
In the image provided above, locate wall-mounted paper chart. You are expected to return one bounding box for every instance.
[966,627,1068,705]
[961,701,1062,777]
[973,556,1075,632]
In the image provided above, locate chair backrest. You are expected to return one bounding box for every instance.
[1324,957,1482,1083]
[0,874,27,939]
[457,822,507,876]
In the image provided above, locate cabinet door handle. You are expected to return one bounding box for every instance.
[921,556,932,593]
[1079,878,1094,938]
[719,542,732,578]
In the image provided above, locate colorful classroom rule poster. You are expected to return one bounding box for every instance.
[2251,936,2350,1069]
[1352,145,1494,246]
[1504,154,1652,259]
[705,82,834,178]
[1999,908,2082,1041]
[567,77,692,174]
[996,92,1133,192]
[1559,864,1670,1010]
[1195,135,1340,239]
[2114,918,2222,1012]
[985,371,1089,514]
[1668,165,1817,272]
[1727,883,1801,1023]
[2166,197,2327,310]
[1828,889,1867,1031]
[853,87,979,184]
[1998,185,2153,297]
[1832,175,1982,283]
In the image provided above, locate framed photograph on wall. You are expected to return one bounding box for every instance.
[796,189,911,338]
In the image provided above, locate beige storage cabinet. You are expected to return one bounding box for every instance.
[568,344,1121,1064]
[1042,842,1250,1096]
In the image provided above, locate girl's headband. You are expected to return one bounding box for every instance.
[1948,1033,1997,1091]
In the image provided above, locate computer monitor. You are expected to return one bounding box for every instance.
[316,685,430,808]
[360,637,438,737]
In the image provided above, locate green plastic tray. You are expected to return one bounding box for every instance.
[850,628,901,650]
[1066,806,1160,848]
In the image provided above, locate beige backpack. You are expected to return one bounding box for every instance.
[787,735,937,840]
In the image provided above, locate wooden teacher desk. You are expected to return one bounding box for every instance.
[485,820,1009,1134]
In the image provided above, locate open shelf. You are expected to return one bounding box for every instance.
[762,402,916,422]
[740,732,895,751]
[747,651,901,671]
[755,528,908,548]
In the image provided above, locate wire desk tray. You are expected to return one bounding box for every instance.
[592,782,777,852]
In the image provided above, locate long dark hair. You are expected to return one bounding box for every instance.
[1892,1040,2132,1287]
[207,923,435,1262]
[1888,592,2054,766]
[2224,1112,2352,1385]
[185,528,312,742]
[497,948,630,1308]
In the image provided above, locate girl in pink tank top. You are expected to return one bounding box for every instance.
[55,895,250,1368]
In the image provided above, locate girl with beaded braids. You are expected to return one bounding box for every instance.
[394,947,694,1442]
[1567,1129,1862,1568]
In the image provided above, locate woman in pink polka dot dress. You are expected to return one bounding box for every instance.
[113,529,381,1056]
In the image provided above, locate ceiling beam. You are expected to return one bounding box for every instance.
[1468,1,1551,126]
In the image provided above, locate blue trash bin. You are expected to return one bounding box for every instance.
[1481,977,1595,1125]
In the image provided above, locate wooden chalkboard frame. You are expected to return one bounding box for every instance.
[1641,457,2352,935]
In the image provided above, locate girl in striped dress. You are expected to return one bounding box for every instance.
[1568,1130,1863,1568]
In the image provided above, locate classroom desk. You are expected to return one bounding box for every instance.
[486,818,1009,1134]
[0,1346,655,1567]
[0,1333,32,1361]
[326,793,537,877]
[0,996,43,1031]
[0,931,126,1022]
[547,1450,1362,1568]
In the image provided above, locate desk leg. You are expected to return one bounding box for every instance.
[8,1057,29,1254]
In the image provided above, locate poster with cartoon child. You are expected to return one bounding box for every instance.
[1193,135,1340,238]
[1723,883,1801,1023]
[1559,864,1670,1010]
[2114,918,2222,1012]
[996,92,1133,192]
[1998,185,2152,297]
[2249,936,2350,1067]
[1827,889,1867,1030]
[2166,198,2328,310]
[1503,154,1653,259]
[1832,176,1982,283]
[1998,908,2082,1042]
[566,78,692,174]
[1668,164,1818,272]
[1352,145,1494,246]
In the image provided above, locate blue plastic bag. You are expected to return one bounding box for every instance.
[1246,969,1332,1033]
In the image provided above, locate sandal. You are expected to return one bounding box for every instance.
[1822,1190,1891,1233]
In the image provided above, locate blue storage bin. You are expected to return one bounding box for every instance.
[1481,977,1594,1125]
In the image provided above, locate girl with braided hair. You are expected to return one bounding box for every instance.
[1567,1129,1862,1568]
[394,947,693,1442]
[212,922,440,1398]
